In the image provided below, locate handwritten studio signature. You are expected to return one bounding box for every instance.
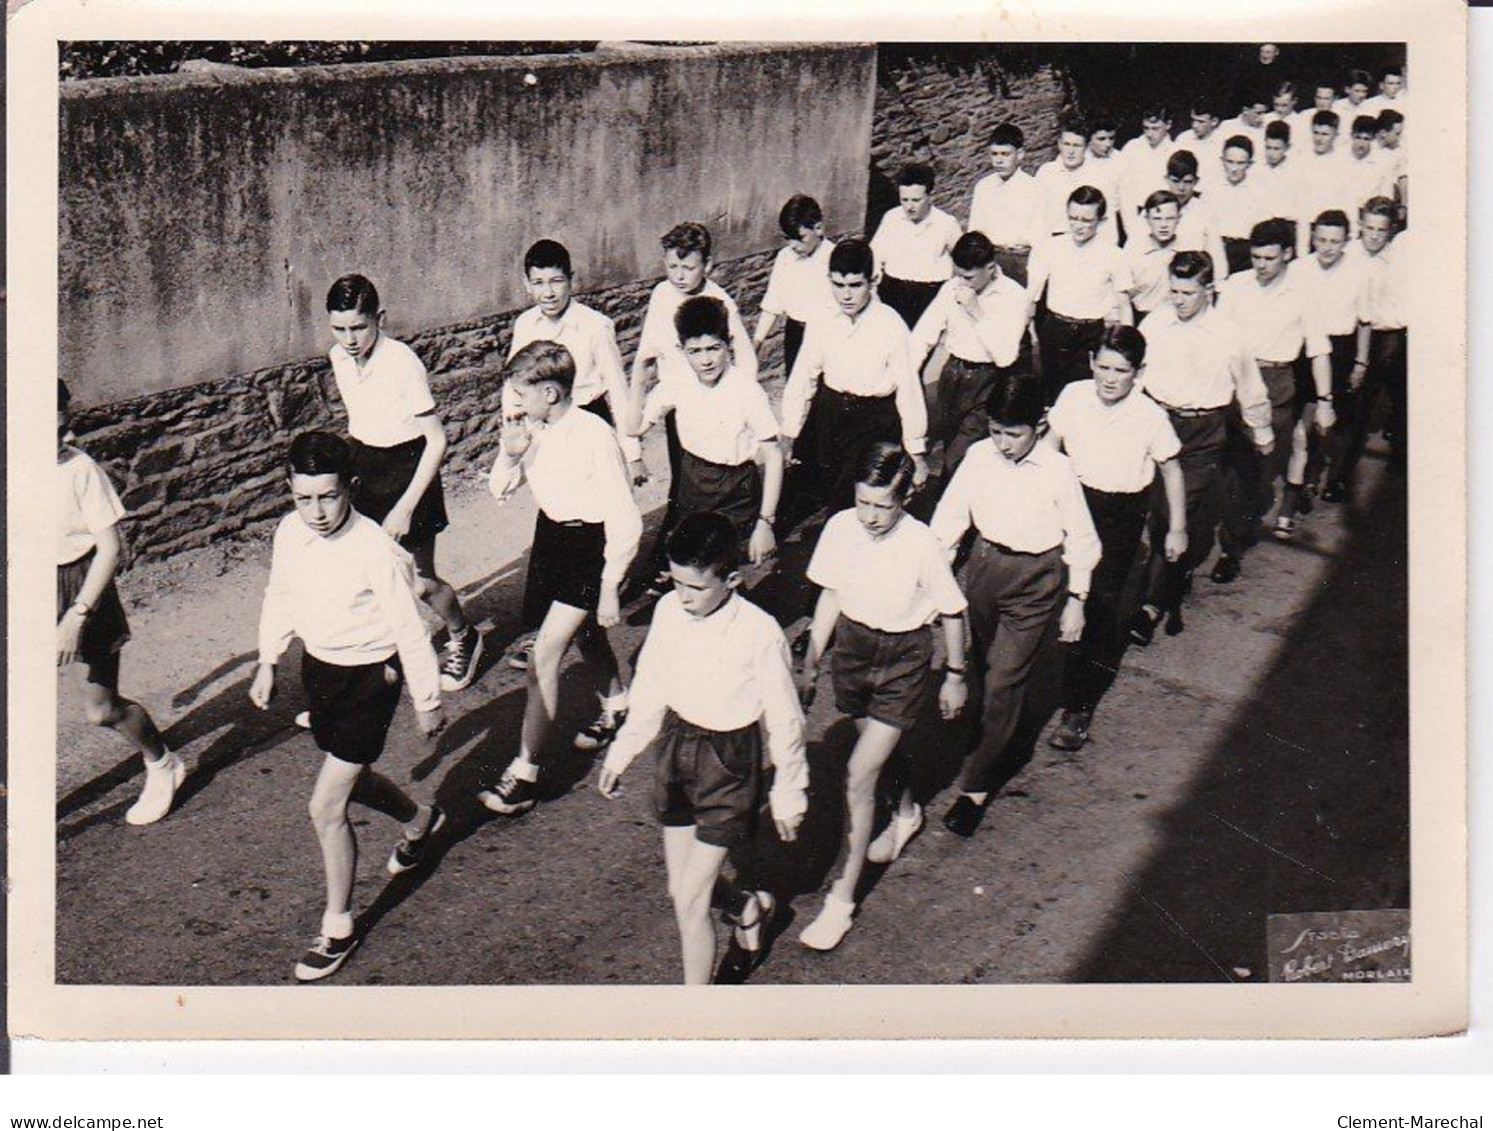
[1277,930,1411,982]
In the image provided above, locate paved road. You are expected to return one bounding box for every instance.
[53,416,1408,986]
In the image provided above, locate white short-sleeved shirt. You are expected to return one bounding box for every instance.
[1027,234,1134,320]
[1034,158,1120,244]
[807,510,967,633]
[329,335,436,447]
[1210,176,1267,239]
[870,205,963,283]
[967,169,1043,249]
[635,278,759,389]
[1046,382,1183,494]
[909,272,1029,367]
[1117,134,1177,218]
[1218,263,1331,364]
[760,240,837,324]
[58,446,126,565]
[642,367,778,468]
[1305,251,1372,336]
[1125,236,1181,315]
[1174,128,1227,186]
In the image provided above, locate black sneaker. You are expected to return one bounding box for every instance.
[1126,607,1160,647]
[713,939,765,985]
[1210,554,1242,585]
[386,805,447,876]
[1321,480,1348,504]
[293,933,360,982]
[440,629,484,692]
[574,707,627,752]
[477,767,539,815]
[943,794,987,838]
[1048,708,1092,752]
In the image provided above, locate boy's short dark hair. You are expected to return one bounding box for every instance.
[1067,184,1108,218]
[1347,68,1374,88]
[778,194,824,239]
[326,273,380,316]
[984,372,1045,430]
[505,340,576,392]
[1189,96,1222,120]
[662,222,712,261]
[1312,209,1352,234]
[58,379,72,409]
[1351,115,1380,138]
[1089,115,1118,134]
[1314,79,1338,96]
[667,511,740,578]
[524,239,573,277]
[1265,119,1292,143]
[1377,108,1405,131]
[288,430,354,480]
[898,162,935,192]
[1166,150,1200,179]
[951,231,997,271]
[675,295,730,345]
[1143,189,1182,214]
[1056,112,1089,140]
[1274,79,1299,100]
[856,440,916,499]
[988,122,1025,149]
[828,238,875,279]
[1223,134,1255,159]
[1097,323,1147,370]
[1248,218,1294,250]
[1169,249,1216,287]
[1312,109,1341,131]
[1360,196,1398,222]
[1141,104,1173,123]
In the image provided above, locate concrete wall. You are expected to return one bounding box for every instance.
[60,42,876,405]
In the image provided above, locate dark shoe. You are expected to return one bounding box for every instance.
[1048,708,1092,752]
[477,767,539,815]
[387,805,447,876]
[728,890,776,953]
[943,794,987,838]
[1126,607,1160,647]
[713,939,765,984]
[574,707,627,752]
[791,630,811,661]
[1297,486,1316,516]
[1321,480,1348,504]
[1210,554,1242,585]
[1164,606,1185,637]
[1273,516,1296,543]
[293,933,360,983]
[439,628,484,692]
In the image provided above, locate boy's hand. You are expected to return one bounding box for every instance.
[1058,599,1085,644]
[938,672,968,720]
[911,453,931,488]
[774,812,803,843]
[748,518,776,566]
[415,705,447,739]
[382,503,414,542]
[597,767,623,799]
[56,608,84,667]
[1164,529,1189,562]
[1315,402,1337,432]
[500,421,533,458]
[952,283,982,320]
[779,436,797,466]
[1350,361,1368,391]
[249,663,276,710]
[597,585,621,628]
[627,458,649,487]
[795,662,818,709]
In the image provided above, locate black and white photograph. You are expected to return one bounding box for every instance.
[6,0,1467,1045]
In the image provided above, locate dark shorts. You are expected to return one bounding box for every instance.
[878,275,944,330]
[301,651,403,766]
[522,512,605,627]
[349,436,449,548]
[580,395,614,426]
[57,551,131,665]
[676,450,762,546]
[831,615,936,731]
[652,712,764,848]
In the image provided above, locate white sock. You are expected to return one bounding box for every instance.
[602,691,629,714]
[321,910,354,940]
[509,754,540,782]
[964,791,989,806]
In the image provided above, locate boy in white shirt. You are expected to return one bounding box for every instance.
[599,512,808,985]
[57,380,181,826]
[1035,116,1119,245]
[482,342,643,814]
[1175,98,1228,189]
[1117,105,1176,226]
[1165,151,1230,282]
[250,431,447,982]
[1213,136,1268,276]
[967,122,1042,286]
[1124,191,1184,323]
[754,194,837,376]
[1256,120,1305,252]
[870,162,963,329]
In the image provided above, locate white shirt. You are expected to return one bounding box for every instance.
[1218,264,1330,364]
[602,592,809,823]
[641,366,778,468]
[909,272,1029,367]
[1359,236,1407,331]
[807,510,967,633]
[1342,152,1395,217]
[1297,147,1355,238]
[1124,236,1182,315]
[1135,303,1272,436]
[779,299,928,454]
[1046,382,1183,494]
[1175,128,1227,186]
[760,239,837,324]
[509,301,639,462]
[1175,195,1231,279]
[967,169,1043,249]
[329,336,436,448]
[930,439,1102,596]
[256,512,441,712]
[1255,158,1304,225]
[1361,92,1409,122]
[634,279,759,387]
[1210,176,1268,239]
[1219,117,1267,152]
[1026,234,1133,321]
[488,404,642,585]
[58,446,126,565]
[871,205,963,283]
[1305,250,1372,336]
[1117,134,1177,219]
[1034,157,1120,244]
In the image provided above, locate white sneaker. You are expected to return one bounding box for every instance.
[866,803,923,864]
[798,895,856,951]
[125,751,186,826]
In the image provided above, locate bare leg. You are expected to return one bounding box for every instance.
[663,824,731,985]
[575,620,629,701]
[74,652,166,762]
[518,602,591,767]
[307,755,366,931]
[410,541,469,637]
[351,768,422,828]
[827,718,903,905]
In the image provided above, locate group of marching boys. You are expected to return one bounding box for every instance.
[58,57,1408,984]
